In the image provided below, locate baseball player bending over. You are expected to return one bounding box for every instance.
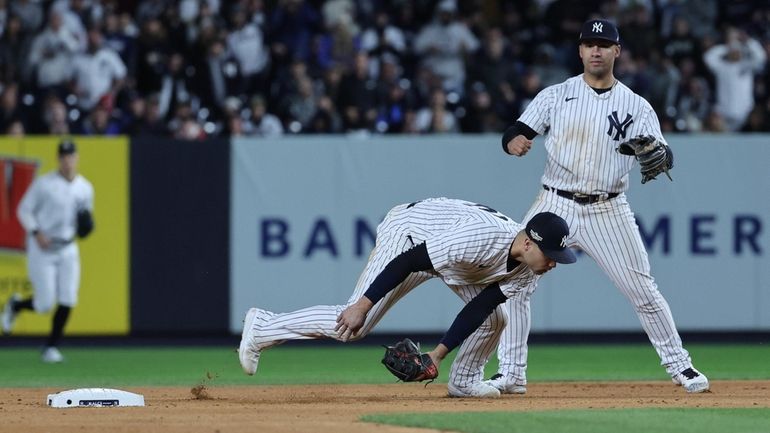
[1,139,95,363]
[489,19,708,394]
[239,198,576,398]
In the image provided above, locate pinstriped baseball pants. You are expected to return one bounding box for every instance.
[249,204,507,386]
[497,189,693,382]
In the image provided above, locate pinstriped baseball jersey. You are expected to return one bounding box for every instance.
[413,198,537,297]
[519,74,666,194]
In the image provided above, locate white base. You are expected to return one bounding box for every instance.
[47,388,145,408]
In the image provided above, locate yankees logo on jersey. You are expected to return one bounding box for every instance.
[519,75,668,194]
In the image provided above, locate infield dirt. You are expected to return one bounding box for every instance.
[3,381,769,433]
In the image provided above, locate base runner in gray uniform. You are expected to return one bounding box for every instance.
[487,19,709,394]
[239,198,576,398]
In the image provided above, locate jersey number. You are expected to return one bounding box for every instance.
[468,203,509,221]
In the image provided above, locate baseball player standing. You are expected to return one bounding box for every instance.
[487,19,709,394]
[239,198,576,398]
[1,139,95,363]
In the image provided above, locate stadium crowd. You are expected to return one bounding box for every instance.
[0,0,768,139]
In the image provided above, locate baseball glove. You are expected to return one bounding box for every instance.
[616,135,674,184]
[381,338,438,383]
[76,209,94,238]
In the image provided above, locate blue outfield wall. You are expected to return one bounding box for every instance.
[230,134,769,335]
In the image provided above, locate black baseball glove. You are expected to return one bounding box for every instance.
[76,209,94,238]
[381,338,438,383]
[616,135,674,184]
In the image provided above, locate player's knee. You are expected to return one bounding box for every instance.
[634,297,665,314]
[33,299,55,314]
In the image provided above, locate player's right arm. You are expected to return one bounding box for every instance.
[501,121,538,156]
[16,178,51,249]
[501,84,556,156]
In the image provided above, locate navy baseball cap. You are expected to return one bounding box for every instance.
[578,19,620,45]
[58,139,77,155]
[525,212,576,264]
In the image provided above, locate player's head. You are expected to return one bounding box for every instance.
[522,212,576,273]
[57,138,79,177]
[578,19,621,78]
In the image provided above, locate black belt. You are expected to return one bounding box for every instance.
[543,185,619,205]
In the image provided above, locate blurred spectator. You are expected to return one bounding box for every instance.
[5,118,25,136]
[0,82,22,132]
[621,3,658,59]
[375,79,414,134]
[337,51,377,131]
[0,14,32,84]
[10,0,44,36]
[306,94,342,133]
[227,6,270,98]
[674,76,711,132]
[192,39,239,121]
[285,75,319,132]
[0,1,768,137]
[157,52,192,120]
[703,27,767,131]
[663,16,700,66]
[41,94,71,134]
[413,0,479,95]
[467,27,520,123]
[27,10,80,93]
[414,87,458,133]
[70,28,127,111]
[530,43,570,87]
[78,105,121,135]
[243,95,283,137]
[312,7,360,75]
[134,18,170,94]
[103,11,137,69]
[135,93,167,135]
[702,109,727,132]
[459,82,503,133]
[361,9,406,78]
[646,51,681,118]
[269,0,321,66]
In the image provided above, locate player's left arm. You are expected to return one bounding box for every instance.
[336,242,434,341]
[438,282,507,352]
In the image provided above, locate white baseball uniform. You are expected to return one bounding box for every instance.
[244,198,538,387]
[497,74,693,384]
[16,171,94,312]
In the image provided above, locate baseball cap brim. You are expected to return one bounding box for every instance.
[541,247,577,264]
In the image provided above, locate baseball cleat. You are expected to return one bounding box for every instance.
[671,367,709,393]
[41,346,64,363]
[483,373,527,394]
[1,293,20,335]
[447,381,501,398]
[238,308,269,375]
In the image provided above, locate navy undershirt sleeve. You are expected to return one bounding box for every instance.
[501,121,539,154]
[362,242,433,304]
[439,283,508,352]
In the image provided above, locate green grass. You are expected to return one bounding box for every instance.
[363,408,770,433]
[1,343,768,433]
[0,343,768,387]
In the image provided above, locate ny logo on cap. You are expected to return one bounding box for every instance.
[560,235,567,248]
[593,22,603,33]
[529,229,543,242]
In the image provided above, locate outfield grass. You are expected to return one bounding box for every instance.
[0,343,768,387]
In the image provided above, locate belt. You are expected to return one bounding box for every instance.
[543,185,619,205]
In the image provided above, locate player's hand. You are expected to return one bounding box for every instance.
[335,298,372,342]
[506,135,532,156]
[34,232,51,249]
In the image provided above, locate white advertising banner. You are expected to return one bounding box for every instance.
[230,135,769,334]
